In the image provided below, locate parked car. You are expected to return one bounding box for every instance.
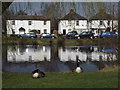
[17,33,37,38]
[78,31,94,39]
[40,33,57,38]
[100,32,119,38]
[66,32,79,39]
[10,34,18,37]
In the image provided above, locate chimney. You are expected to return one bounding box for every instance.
[70,8,74,12]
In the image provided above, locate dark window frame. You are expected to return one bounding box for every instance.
[28,21,32,25]
[44,29,47,33]
[108,20,110,26]
[76,20,79,26]
[100,21,103,25]
[44,21,47,25]
[12,20,15,25]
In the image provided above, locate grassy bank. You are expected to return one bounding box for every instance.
[3,69,118,88]
[2,37,118,47]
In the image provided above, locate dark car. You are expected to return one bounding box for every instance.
[66,32,79,39]
[100,32,119,38]
[40,33,57,38]
[17,33,37,38]
[78,31,94,39]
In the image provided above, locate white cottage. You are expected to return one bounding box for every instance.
[6,15,51,35]
[89,10,118,36]
[58,8,88,35]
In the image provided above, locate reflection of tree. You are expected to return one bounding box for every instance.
[79,46,94,53]
[19,45,26,55]
[50,45,60,61]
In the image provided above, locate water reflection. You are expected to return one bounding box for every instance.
[2,45,118,72]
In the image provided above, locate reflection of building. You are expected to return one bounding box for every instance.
[7,45,51,62]
[7,46,117,62]
[59,46,117,62]
[6,15,51,35]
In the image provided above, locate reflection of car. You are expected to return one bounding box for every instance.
[100,32,118,38]
[102,48,117,53]
[40,33,57,38]
[66,32,79,39]
[18,33,37,38]
[78,31,94,39]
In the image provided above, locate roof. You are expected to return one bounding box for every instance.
[89,11,118,20]
[7,15,51,20]
[61,8,87,20]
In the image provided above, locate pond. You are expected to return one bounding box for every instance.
[2,45,118,72]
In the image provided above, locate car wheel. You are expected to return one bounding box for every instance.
[20,37,22,38]
[31,37,34,38]
[41,37,43,39]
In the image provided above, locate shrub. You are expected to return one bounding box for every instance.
[52,30,58,35]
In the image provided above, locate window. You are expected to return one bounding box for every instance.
[100,21,103,25]
[12,21,15,25]
[44,21,47,25]
[28,21,32,25]
[44,29,47,33]
[76,20,79,26]
[108,21,110,26]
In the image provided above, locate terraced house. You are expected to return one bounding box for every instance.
[58,8,88,35]
[6,15,51,35]
[89,9,118,37]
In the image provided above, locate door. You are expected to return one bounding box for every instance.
[63,29,66,35]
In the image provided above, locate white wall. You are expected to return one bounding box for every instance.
[90,20,118,31]
[58,20,88,34]
[6,20,51,35]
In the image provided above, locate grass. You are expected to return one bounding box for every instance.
[2,70,118,88]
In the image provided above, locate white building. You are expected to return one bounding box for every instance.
[58,9,88,35]
[89,10,118,36]
[6,15,51,35]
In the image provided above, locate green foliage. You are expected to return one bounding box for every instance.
[70,30,77,33]
[29,30,38,34]
[52,30,58,35]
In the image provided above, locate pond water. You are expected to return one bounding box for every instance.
[2,45,118,72]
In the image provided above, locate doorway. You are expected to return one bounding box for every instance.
[63,29,66,35]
